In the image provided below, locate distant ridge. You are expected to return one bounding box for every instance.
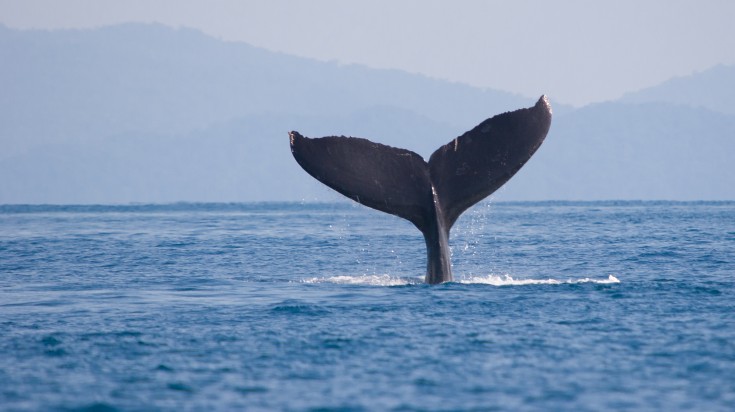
[510,101,735,200]
[0,23,531,156]
[1,23,733,203]
[619,64,735,115]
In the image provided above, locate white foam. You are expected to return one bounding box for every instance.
[458,274,620,286]
[301,274,620,287]
[301,274,422,286]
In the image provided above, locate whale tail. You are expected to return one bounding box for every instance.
[289,96,552,284]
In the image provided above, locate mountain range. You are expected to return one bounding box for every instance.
[1,23,733,203]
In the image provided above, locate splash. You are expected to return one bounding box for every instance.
[458,274,620,286]
[301,274,620,287]
[301,274,422,286]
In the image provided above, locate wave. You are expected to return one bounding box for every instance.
[458,274,620,286]
[301,274,423,286]
[301,274,620,287]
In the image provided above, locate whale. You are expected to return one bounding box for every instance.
[289,95,552,284]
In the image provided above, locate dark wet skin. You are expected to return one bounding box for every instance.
[290,96,552,284]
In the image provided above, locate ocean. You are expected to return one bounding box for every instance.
[1,201,734,411]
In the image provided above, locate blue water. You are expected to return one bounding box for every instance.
[1,201,734,411]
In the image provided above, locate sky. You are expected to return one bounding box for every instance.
[1,0,734,107]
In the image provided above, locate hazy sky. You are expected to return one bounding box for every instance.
[2,0,734,106]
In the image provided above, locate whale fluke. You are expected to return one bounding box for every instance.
[290,95,552,284]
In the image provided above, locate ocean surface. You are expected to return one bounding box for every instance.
[1,201,734,411]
